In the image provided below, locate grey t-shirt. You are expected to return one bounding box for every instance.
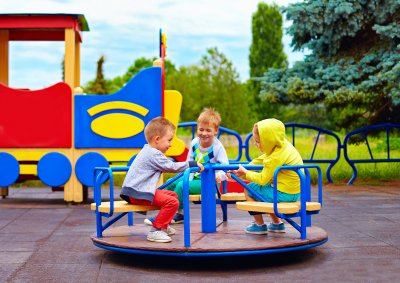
[121,144,197,202]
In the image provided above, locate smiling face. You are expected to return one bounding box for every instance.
[197,123,218,147]
[154,130,175,153]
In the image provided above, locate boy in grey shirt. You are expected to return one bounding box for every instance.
[145,108,230,226]
[120,117,203,243]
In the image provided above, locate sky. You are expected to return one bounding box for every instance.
[3,0,310,90]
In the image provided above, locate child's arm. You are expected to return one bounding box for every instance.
[215,146,229,182]
[151,151,202,173]
[245,157,282,186]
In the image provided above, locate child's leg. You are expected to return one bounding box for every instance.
[164,176,182,192]
[173,179,202,213]
[244,188,265,225]
[131,190,179,229]
[244,184,282,225]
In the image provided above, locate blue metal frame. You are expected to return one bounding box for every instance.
[343,123,400,185]
[245,123,341,183]
[181,164,322,246]
[93,238,328,257]
[93,163,323,249]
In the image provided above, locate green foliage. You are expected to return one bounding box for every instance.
[260,0,400,132]
[168,47,254,133]
[248,2,287,121]
[86,56,108,95]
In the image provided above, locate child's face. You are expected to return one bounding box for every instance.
[253,130,263,152]
[197,123,218,146]
[154,130,175,153]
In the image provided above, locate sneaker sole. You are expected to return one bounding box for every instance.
[268,229,285,233]
[245,230,268,235]
[147,237,172,243]
[170,220,184,224]
[144,219,153,226]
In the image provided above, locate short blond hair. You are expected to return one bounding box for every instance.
[144,117,176,142]
[197,108,221,129]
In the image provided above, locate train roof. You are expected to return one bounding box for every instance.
[0,13,89,31]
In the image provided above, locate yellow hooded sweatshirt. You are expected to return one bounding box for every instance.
[245,119,303,194]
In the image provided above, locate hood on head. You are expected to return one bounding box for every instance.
[257,119,286,156]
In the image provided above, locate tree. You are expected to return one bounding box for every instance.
[106,57,177,93]
[87,56,108,94]
[168,47,254,133]
[259,0,400,132]
[248,2,287,121]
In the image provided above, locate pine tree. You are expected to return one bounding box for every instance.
[89,56,108,95]
[260,0,400,132]
[248,2,287,121]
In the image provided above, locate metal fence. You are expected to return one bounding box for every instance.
[178,122,400,185]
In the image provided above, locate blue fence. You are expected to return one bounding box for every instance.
[178,122,400,185]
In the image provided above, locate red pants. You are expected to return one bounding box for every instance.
[129,190,179,229]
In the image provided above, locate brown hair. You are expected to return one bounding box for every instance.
[197,107,221,129]
[144,117,176,142]
[253,123,259,139]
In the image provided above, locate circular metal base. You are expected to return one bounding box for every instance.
[93,238,328,257]
[91,220,328,257]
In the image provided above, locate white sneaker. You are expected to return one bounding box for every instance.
[147,230,172,243]
[162,225,176,235]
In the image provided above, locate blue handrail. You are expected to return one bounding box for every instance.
[343,123,400,185]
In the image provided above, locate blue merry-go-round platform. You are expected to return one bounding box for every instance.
[91,164,328,257]
[91,220,328,257]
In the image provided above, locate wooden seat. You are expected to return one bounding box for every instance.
[236,201,300,214]
[295,202,321,211]
[220,193,246,201]
[188,194,218,201]
[236,201,321,214]
[91,201,160,213]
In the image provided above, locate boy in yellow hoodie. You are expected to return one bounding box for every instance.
[229,119,303,234]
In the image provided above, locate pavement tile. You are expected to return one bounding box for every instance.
[0,264,24,283]
[0,252,33,264]
[27,251,104,264]
[0,219,12,229]
[0,219,62,234]
[0,233,50,242]
[10,263,101,283]
[0,241,38,252]
[0,209,28,220]
[38,233,99,252]
[16,208,74,220]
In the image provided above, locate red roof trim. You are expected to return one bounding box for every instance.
[0,15,75,29]
[9,30,65,41]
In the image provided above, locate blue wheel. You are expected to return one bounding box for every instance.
[75,152,109,187]
[37,152,72,187]
[127,154,137,167]
[0,152,20,187]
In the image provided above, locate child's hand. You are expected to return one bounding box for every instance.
[228,164,247,177]
[226,172,231,179]
[215,174,220,184]
[197,162,204,173]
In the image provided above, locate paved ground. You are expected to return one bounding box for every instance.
[1,185,399,282]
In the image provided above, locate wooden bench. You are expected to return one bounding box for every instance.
[91,201,160,213]
[236,201,321,214]
[220,193,246,201]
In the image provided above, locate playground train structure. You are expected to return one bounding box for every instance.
[0,14,186,202]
